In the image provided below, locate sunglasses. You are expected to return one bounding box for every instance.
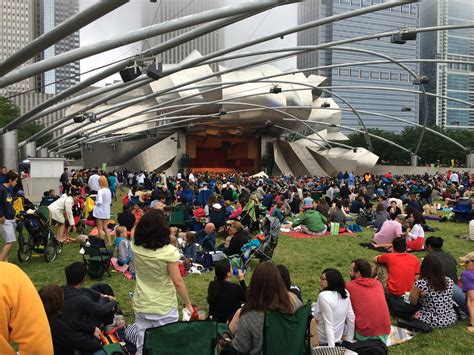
[464,260,473,264]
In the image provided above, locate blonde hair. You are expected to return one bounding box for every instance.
[116,226,127,237]
[98,175,109,189]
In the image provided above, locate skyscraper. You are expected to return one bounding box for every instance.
[420,0,474,129]
[140,0,224,69]
[35,0,80,94]
[297,0,419,132]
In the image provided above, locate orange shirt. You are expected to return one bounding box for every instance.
[0,262,53,354]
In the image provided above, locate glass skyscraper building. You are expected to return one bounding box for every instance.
[420,0,474,129]
[297,0,419,132]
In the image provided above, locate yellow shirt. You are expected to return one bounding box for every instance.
[132,243,180,315]
[0,262,53,355]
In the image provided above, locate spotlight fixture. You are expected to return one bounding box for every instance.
[265,120,273,128]
[146,62,163,80]
[88,112,98,123]
[401,107,412,112]
[119,66,142,82]
[413,76,429,85]
[219,108,227,116]
[352,148,358,153]
[391,28,417,44]
[321,102,331,108]
[390,34,406,45]
[73,114,86,123]
[269,84,282,94]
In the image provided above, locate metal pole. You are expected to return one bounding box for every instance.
[0,1,295,88]
[0,130,18,169]
[21,141,37,160]
[0,0,129,76]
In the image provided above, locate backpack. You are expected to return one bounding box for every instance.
[87,261,108,279]
[342,340,388,355]
[195,251,213,268]
[356,208,374,227]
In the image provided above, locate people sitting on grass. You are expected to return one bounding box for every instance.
[372,214,404,249]
[374,237,420,297]
[207,259,246,323]
[408,254,457,328]
[39,284,103,354]
[222,221,249,256]
[118,205,136,232]
[196,222,216,251]
[183,231,197,261]
[311,268,355,347]
[373,202,390,231]
[61,262,117,328]
[328,200,347,229]
[346,259,391,343]
[386,199,401,220]
[460,251,474,333]
[292,199,327,235]
[406,212,425,251]
[229,261,302,354]
[277,264,303,302]
[425,236,467,316]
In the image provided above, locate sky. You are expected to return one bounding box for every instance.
[79,0,298,86]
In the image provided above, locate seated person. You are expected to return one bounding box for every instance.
[312,269,355,347]
[229,262,302,354]
[386,200,402,220]
[39,189,59,207]
[374,237,420,297]
[207,259,246,323]
[406,194,424,213]
[117,205,136,232]
[346,259,390,343]
[349,196,365,214]
[224,200,234,218]
[113,226,134,273]
[39,285,103,354]
[183,232,197,261]
[406,213,425,251]
[196,223,216,251]
[460,252,474,333]
[373,214,404,248]
[131,204,144,224]
[270,201,286,223]
[228,199,243,220]
[241,234,265,259]
[277,264,303,302]
[328,201,346,228]
[61,262,117,328]
[373,202,390,231]
[223,221,249,256]
[292,200,327,235]
[408,254,457,328]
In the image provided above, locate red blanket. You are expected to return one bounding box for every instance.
[283,230,354,239]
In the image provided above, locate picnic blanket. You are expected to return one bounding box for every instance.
[110,258,134,280]
[283,230,355,239]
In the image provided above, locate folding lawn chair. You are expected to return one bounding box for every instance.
[143,320,227,355]
[263,302,313,355]
[82,237,112,279]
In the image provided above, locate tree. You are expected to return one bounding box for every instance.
[0,96,51,146]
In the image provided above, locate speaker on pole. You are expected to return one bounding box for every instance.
[119,67,142,82]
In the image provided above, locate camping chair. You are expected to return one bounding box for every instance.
[143,320,226,355]
[453,197,474,222]
[169,203,186,229]
[263,302,313,355]
[82,238,112,279]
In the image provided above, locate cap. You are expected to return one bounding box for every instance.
[459,251,474,263]
[302,197,314,209]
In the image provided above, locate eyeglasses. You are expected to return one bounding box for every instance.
[319,276,327,281]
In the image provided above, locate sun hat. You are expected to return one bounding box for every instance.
[460,251,474,263]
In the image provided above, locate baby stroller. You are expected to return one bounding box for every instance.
[16,206,61,263]
[243,216,281,267]
[239,199,262,232]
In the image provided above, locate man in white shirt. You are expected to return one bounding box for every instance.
[87,171,100,193]
[188,171,196,183]
[137,172,145,186]
[450,171,459,185]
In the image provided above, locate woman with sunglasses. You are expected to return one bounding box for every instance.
[460,252,474,333]
[312,269,355,347]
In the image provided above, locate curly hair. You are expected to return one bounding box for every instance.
[133,209,170,250]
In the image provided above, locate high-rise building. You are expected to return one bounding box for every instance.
[297,0,419,132]
[35,0,80,94]
[420,0,474,129]
[0,0,35,93]
[140,0,224,69]
[0,0,80,137]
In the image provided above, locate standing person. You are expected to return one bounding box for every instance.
[87,170,100,194]
[108,172,117,201]
[48,189,81,243]
[459,252,474,333]
[408,254,457,328]
[346,259,391,343]
[93,176,112,246]
[0,171,18,261]
[132,210,193,354]
[59,168,70,195]
[312,269,355,347]
[0,262,54,354]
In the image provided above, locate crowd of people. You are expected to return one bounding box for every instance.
[1,166,474,354]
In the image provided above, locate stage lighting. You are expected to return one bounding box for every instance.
[413,76,429,85]
[269,85,282,94]
[219,108,227,116]
[401,107,412,112]
[401,31,417,41]
[88,113,98,123]
[146,62,163,80]
[321,102,331,108]
[390,34,406,44]
[119,67,142,82]
[73,114,86,123]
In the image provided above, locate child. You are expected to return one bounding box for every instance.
[270,201,285,222]
[183,232,197,261]
[131,204,143,224]
[241,234,266,259]
[224,200,234,218]
[113,226,134,274]
[169,226,179,248]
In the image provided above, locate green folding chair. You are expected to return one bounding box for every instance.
[143,320,227,355]
[263,302,313,355]
[169,203,186,228]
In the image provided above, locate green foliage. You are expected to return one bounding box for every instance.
[0,96,52,146]
[344,126,474,165]
[3,190,474,354]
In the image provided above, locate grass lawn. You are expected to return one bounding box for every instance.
[5,191,474,354]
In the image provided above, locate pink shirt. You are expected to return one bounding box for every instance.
[374,220,402,244]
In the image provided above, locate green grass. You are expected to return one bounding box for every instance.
[4,192,474,354]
